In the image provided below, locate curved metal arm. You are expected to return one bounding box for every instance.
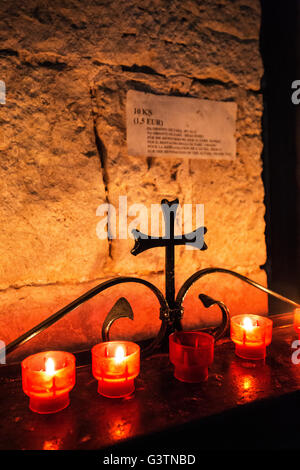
[176,267,300,308]
[5,277,168,356]
[102,297,134,342]
[198,294,230,341]
[4,266,300,359]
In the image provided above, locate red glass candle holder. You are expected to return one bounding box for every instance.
[294,308,300,339]
[22,351,76,414]
[230,314,273,360]
[169,331,214,383]
[92,341,140,398]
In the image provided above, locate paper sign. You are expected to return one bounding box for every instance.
[126,90,237,160]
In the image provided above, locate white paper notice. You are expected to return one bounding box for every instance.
[126,90,237,160]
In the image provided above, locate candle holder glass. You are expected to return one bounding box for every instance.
[92,341,140,398]
[21,351,75,414]
[230,314,273,360]
[169,331,214,382]
[293,308,300,339]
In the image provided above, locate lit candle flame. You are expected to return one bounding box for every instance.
[114,346,125,364]
[45,357,56,375]
[242,317,254,331]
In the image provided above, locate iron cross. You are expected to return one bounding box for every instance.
[131,198,207,313]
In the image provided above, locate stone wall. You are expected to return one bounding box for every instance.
[0,0,267,361]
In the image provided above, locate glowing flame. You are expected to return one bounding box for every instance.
[43,439,62,450]
[114,346,125,364]
[45,357,56,375]
[242,317,254,331]
[242,376,253,391]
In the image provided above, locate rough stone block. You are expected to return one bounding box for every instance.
[0,0,268,360]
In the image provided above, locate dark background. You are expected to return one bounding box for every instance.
[260,0,300,312]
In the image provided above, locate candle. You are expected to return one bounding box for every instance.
[230,314,273,360]
[293,308,300,339]
[169,331,214,383]
[92,341,140,398]
[22,351,76,414]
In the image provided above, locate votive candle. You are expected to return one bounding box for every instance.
[230,314,273,360]
[22,351,76,414]
[169,331,214,383]
[92,341,140,398]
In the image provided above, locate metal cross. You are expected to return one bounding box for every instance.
[8,196,299,358]
[131,198,207,323]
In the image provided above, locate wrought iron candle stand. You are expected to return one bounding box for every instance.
[3,198,300,360]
